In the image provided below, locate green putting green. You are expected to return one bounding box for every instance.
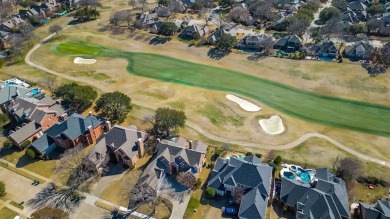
[54,41,390,137]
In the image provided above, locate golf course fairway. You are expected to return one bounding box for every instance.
[54,41,390,137]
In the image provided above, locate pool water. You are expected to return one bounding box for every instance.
[237,154,244,159]
[296,170,311,183]
[4,82,15,86]
[31,88,40,95]
[283,172,295,180]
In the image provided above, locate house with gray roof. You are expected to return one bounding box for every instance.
[207,155,273,219]
[135,13,158,29]
[86,125,148,170]
[182,24,209,39]
[7,97,66,149]
[141,137,207,190]
[273,34,302,52]
[341,8,360,23]
[0,15,26,32]
[280,168,350,219]
[0,85,31,106]
[237,34,272,51]
[207,24,237,45]
[18,8,44,20]
[358,200,390,219]
[343,41,373,60]
[304,40,338,58]
[29,114,104,158]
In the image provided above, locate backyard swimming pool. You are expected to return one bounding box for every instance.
[31,88,40,95]
[281,164,316,184]
[296,169,311,183]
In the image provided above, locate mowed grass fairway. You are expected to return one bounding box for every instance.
[54,41,390,137]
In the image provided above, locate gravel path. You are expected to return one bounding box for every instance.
[24,27,390,168]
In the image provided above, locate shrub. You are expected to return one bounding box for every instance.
[245,152,253,156]
[21,140,31,148]
[0,114,9,126]
[269,162,277,173]
[206,187,216,199]
[26,148,36,159]
[3,140,12,148]
[274,156,282,166]
[0,181,5,197]
[194,178,202,189]
[31,207,69,219]
[255,153,262,158]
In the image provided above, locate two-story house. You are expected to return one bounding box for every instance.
[7,97,66,148]
[273,35,302,52]
[237,34,271,51]
[207,155,273,219]
[343,41,373,60]
[29,114,104,158]
[86,124,148,171]
[182,25,209,39]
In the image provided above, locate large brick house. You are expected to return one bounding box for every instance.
[141,137,208,190]
[86,124,149,170]
[7,97,66,148]
[29,114,104,158]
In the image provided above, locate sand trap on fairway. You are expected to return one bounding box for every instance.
[259,115,285,135]
[226,94,261,112]
[74,57,96,64]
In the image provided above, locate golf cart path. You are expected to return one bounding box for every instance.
[25,28,390,168]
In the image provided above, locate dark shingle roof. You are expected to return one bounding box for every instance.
[280,168,350,219]
[8,122,41,144]
[46,114,103,141]
[360,200,390,219]
[207,155,272,219]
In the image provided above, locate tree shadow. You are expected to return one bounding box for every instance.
[247,53,267,62]
[149,36,171,45]
[362,63,388,77]
[272,199,295,219]
[102,163,126,177]
[68,20,80,26]
[207,48,230,60]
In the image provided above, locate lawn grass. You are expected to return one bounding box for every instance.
[9,201,24,210]
[53,41,390,137]
[198,103,244,127]
[0,207,18,219]
[94,200,116,211]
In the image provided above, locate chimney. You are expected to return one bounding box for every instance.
[189,140,193,149]
[137,138,144,157]
[87,125,95,144]
[88,111,93,116]
[105,121,111,132]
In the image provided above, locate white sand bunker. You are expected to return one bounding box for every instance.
[74,57,96,64]
[259,115,285,135]
[226,94,261,112]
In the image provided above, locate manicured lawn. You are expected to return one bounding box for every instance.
[53,41,390,137]
[0,207,18,219]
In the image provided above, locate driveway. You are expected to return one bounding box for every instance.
[71,201,110,219]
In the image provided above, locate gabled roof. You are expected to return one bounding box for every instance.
[8,122,41,144]
[280,168,350,219]
[207,155,272,219]
[45,114,103,141]
[0,85,31,105]
[348,1,367,11]
[93,125,148,160]
[360,200,390,219]
[344,41,373,56]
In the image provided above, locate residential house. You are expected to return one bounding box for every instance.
[358,200,390,219]
[7,97,66,148]
[343,41,373,60]
[18,8,43,20]
[207,24,237,45]
[348,1,367,11]
[0,85,31,106]
[273,34,302,52]
[270,12,292,30]
[341,8,360,23]
[207,155,273,219]
[304,40,338,58]
[237,34,271,51]
[150,21,164,34]
[135,13,158,29]
[0,15,26,32]
[141,137,208,190]
[31,0,60,15]
[154,6,171,17]
[280,168,350,219]
[182,24,209,38]
[382,12,390,23]
[86,124,148,170]
[29,114,104,158]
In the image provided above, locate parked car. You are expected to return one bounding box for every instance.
[227,198,236,205]
[222,207,238,215]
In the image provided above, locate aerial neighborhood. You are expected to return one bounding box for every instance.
[0,0,389,218]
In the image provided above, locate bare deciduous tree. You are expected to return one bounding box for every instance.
[229,8,251,25]
[176,172,196,189]
[128,0,138,8]
[39,76,58,93]
[78,0,101,8]
[260,37,275,55]
[138,0,148,13]
[110,10,132,27]
[0,2,13,19]
[286,18,310,37]
[233,187,245,204]
[129,175,157,209]
[334,157,363,181]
